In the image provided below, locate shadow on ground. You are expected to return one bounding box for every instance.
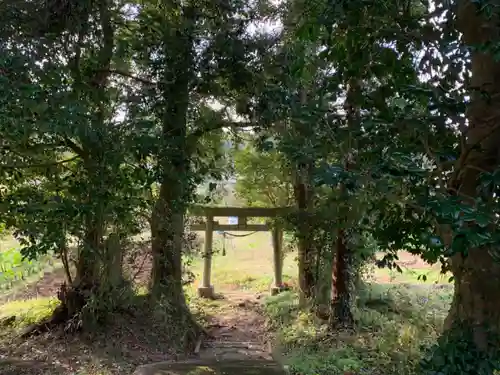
[0,358,67,375]
[0,295,204,375]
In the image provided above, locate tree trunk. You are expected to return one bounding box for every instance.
[74,223,102,287]
[102,232,126,290]
[445,251,500,349]
[21,222,104,338]
[329,228,354,328]
[58,0,114,326]
[66,219,105,316]
[293,164,316,305]
[150,183,185,295]
[20,0,119,338]
[150,8,192,296]
[442,0,500,352]
[328,76,358,327]
[148,4,201,350]
[150,182,200,348]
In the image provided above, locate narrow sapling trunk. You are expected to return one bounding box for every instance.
[329,78,358,328]
[329,227,354,328]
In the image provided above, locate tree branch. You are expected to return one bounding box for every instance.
[60,138,87,160]
[449,120,500,187]
[104,68,156,86]
[0,156,79,170]
[188,120,256,140]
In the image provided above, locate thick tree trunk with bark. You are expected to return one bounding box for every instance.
[149,16,192,297]
[150,183,185,295]
[445,251,500,348]
[148,5,201,350]
[442,0,500,352]
[150,182,200,347]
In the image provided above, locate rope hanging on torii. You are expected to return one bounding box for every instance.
[217,230,259,256]
[221,231,259,238]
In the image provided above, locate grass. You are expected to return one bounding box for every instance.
[185,230,453,375]
[188,230,451,291]
[0,297,59,328]
[0,228,453,375]
[371,265,452,284]
[264,284,452,375]
[188,231,298,292]
[186,229,453,375]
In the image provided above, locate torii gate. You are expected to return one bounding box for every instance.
[189,205,292,299]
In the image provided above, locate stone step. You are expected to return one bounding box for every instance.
[200,348,272,360]
[133,358,287,375]
[205,341,263,349]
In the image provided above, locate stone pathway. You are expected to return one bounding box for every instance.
[133,291,285,375]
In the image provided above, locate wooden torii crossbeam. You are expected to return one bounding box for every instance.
[189,205,293,298]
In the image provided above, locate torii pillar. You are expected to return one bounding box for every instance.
[198,215,215,298]
[270,222,284,296]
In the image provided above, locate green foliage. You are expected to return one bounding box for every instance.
[0,248,56,292]
[233,142,293,207]
[249,0,474,275]
[0,1,151,267]
[1,0,500,370]
[265,284,452,375]
[419,325,500,375]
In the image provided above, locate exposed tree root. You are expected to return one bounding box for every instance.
[178,314,207,354]
[19,306,67,339]
[19,283,93,339]
[14,283,209,360]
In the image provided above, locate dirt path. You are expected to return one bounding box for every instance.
[197,290,273,362]
[133,289,281,375]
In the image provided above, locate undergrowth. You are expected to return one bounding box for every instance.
[264,283,453,375]
[0,297,59,328]
[0,248,59,293]
[0,288,207,375]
